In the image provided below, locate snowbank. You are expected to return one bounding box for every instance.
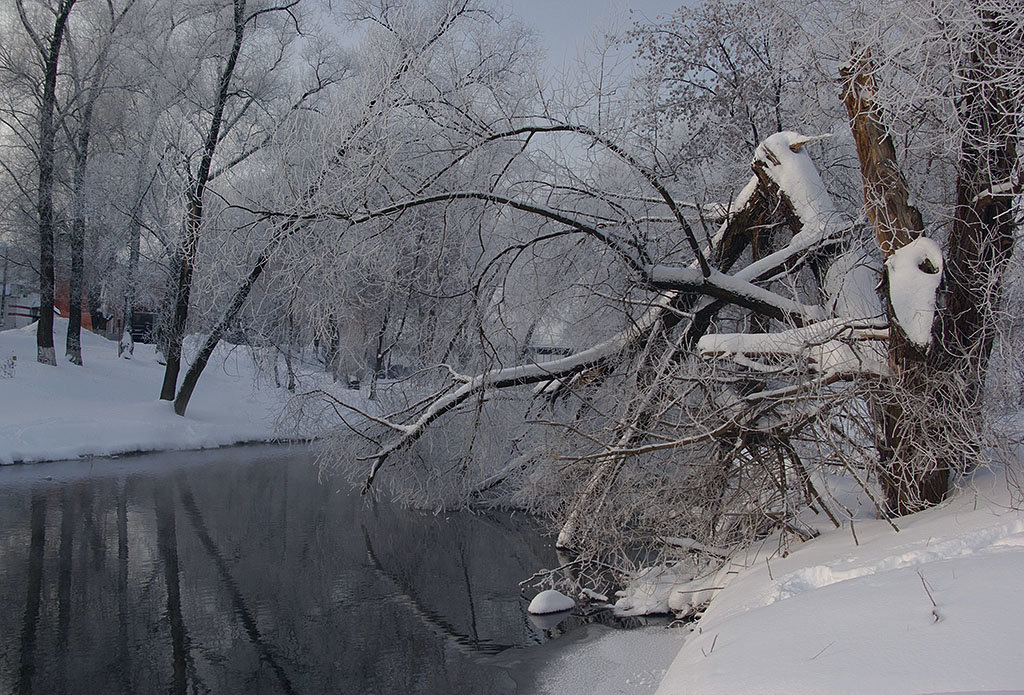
[532,464,1024,694]
[653,465,1024,694]
[0,319,343,464]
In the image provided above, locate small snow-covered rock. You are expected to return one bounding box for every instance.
[528,589,575,615]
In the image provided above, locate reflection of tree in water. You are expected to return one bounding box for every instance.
[16,493,46,695]
[0,447,559,694]
[360,507,555,655]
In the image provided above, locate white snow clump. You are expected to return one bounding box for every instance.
[885,237,943,348]
[528,589,575,615]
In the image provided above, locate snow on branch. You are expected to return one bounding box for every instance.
[698,318,890,377]
[349,130,859,492]
[649,267,827,325]
[753,131,849,243]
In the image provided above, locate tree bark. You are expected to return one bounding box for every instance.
[841,53,949,515]
[66,117,94,366]
[160,0,248,401]
[20,0,77,365]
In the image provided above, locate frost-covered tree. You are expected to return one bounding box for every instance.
[286,0,1021,590]
[3,0,78,365]
[167,0,541,416]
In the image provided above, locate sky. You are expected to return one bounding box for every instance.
[509,0,684,69]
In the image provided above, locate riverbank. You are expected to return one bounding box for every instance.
[522,459,1024,694]
[0,319,345,465]
[4,321,1024,694]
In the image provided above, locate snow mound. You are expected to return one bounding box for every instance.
[655,467,1024,694]
[767,518,1024,605]
[529,589,575,614]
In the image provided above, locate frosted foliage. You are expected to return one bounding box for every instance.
[885,237,943,347]
[824,249,883,321]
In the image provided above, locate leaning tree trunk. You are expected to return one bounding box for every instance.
[160,0,247,401]
[173,241,278,415]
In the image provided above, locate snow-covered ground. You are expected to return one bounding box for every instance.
[530,463,1024,694]
[651,463,1024,694]
[0,318,324,464]
[3,321,1023,694]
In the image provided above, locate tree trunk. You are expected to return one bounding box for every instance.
[841,30,1017,515]
[66,124,93,366]
[23,0,77,365]
[173,244,273,415]
[285,311,296,391]
[160,0,247,401]
[119,218,141,358]
[369,309,390,401]
[160,214,199,401]
[841,54,952,515]
[939,6,1018,414]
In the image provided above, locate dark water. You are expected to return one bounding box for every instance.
[0,445,566,694]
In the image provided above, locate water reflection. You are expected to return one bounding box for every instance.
[0,446,560,694]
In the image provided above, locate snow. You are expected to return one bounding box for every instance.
[529,589,576,614]
[886,236,943,348]
[647,267,827,324]
[5,320,1024,695]
[525,624,684,695]
[753,131,846,241]
[653,464,1024,694]
[550,461,1024,694]
[697,317,889,376]
[0,318,331,465]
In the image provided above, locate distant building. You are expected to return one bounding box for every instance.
[1,282,156,344]
[2,284,39,330]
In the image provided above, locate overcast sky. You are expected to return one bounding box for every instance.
[509,0,683,69]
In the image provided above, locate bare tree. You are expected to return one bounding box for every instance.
[60,0,139,365]
[157,0,311,402]
[168,0,530,415]
[9,0,78,365]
